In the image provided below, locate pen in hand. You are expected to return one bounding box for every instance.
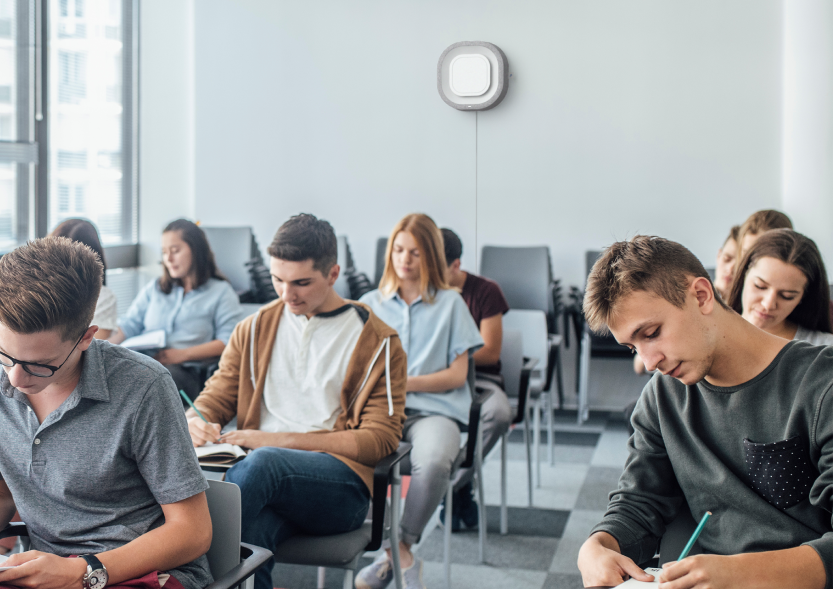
[678,510,712,561]
[179,389,222,443]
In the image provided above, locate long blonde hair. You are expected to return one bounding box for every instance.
[379,213,450,303]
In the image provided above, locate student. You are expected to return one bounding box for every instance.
[728,229,833,346]
[632,223,740,376]
[187,214,406,589]
[736,209,793,262]
[576,236,831,589]
[110,219,243,401]
[441,227,511,530]
[714,224,740,301]
[0,236,213,589]
[358,214,483,588]
[50,218,119,339]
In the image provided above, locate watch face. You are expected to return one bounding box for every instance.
[87,570,108,589]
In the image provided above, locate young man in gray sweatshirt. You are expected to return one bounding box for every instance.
[576,236,831,589]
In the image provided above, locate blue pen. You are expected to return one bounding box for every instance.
[678,511,711,560]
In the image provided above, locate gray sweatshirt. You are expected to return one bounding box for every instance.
[591,340,833,588]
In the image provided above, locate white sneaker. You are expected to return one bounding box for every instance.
[356,553,394,589]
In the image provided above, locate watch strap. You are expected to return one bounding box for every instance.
[80,554,104,571]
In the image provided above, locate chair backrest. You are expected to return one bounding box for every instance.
[334,236,353,298]
[201,226,256,295]
[374,236,388,287]
[499,329,524,400]
[479,245,552,313]
[205,479,242,579]
[503,310,549,375]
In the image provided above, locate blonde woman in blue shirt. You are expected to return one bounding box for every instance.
[110,219,243,400]
[358,213,483,589]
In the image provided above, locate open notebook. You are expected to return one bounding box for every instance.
[614,568,662,587]
[194,443,249,467]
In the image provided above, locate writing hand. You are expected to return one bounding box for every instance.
[658,555,735,589]
[577,533,655,588]
[187,416,222,447]
[0,551,87,589]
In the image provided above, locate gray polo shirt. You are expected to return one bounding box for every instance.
[0,339,212,589]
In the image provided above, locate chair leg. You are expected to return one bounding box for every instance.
[533,398,542,488]
[500,432,508,535]
[524,413,533,507]
[444,482,453,589]
[390,463,404,589]
[342,568,354,589]
[318,566,326,589]
[546,390,554,467]
[476,421,486,563]
[578,329,591,424]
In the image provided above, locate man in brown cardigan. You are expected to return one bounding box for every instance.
[187,214,407,589]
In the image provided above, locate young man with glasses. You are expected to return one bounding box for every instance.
[0,237,214,589]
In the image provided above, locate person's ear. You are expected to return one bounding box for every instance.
[691,276,716,315]
[452,259,461,273]
[328,263,341,287]
[78,325,99,351]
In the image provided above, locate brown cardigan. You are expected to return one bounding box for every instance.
[193,299,407,493]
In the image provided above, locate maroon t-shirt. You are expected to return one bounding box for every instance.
[461,272,510,375]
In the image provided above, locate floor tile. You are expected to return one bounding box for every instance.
[482,458,588,510]
[418,527,559,570]
[548,509,606,574]
[590,426,630,469]
[573,466,622,511]
[422,561,548,589]
[485,439,595,465]
[541,572,585,589]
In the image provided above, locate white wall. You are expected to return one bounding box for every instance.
[138,0,196,267]
[187,0,783,287]
[782,0,833,269]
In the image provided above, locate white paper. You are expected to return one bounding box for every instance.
[614,568,662,587]
[0,552,15,571]
[121,330,166,351]
[195,442,248,459]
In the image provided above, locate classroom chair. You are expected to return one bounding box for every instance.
[479,245,565,465]
[0,479,273,589]
[270,444,412,589]
[497,327,538,534]
[373,236,388,288]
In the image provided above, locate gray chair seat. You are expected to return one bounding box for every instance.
[271,522,372,567]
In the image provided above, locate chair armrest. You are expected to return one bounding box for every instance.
[368,443,412,551]
[203,542,273,589]
[0,522,27,540]
[460,388,494,470]
[513,357,539,425]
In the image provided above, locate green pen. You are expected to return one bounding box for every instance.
[678,511,711,560]
[179,389,221,443]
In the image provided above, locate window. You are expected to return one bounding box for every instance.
[0,0,136,258]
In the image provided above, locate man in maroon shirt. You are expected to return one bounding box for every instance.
[442,228,512,530]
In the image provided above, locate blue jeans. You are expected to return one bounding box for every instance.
[225,447,371,589]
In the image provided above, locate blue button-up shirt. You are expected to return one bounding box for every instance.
[360,287,483,423]
[118,277,243,348]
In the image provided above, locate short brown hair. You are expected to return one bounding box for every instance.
[50,218,108,286]
[584,236,727,334]
[728,229,832,334]
[379,213,450,304]
[267,213,337,275]
[723,225,741,248]
[0,237,103,341]
[737,210,792,258]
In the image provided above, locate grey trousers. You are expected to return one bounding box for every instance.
[393,383,512,546]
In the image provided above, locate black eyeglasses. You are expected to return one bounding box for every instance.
[0,333,85,378]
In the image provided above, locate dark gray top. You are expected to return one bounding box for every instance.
[0,339,211,589]
[592,341,833,588]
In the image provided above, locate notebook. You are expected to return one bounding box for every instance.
[0,553,14,571]
[614,568,662,587]
[195,442,248,466]
[121,330,166,353]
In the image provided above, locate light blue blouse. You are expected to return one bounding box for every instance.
[119,278,243,349]
[360,287,483,423]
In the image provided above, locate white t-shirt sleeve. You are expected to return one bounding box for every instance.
[93,285,119,331]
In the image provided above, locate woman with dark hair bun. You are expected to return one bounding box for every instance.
[728,228,833,345]
[49,218,118,339]
[110,218,243,400]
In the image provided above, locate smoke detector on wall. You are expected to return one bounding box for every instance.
[438,41,508,111]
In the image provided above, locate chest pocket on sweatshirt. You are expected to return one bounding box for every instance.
[743,435,816,510]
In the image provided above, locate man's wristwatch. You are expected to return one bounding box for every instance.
[79,554,108,589]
